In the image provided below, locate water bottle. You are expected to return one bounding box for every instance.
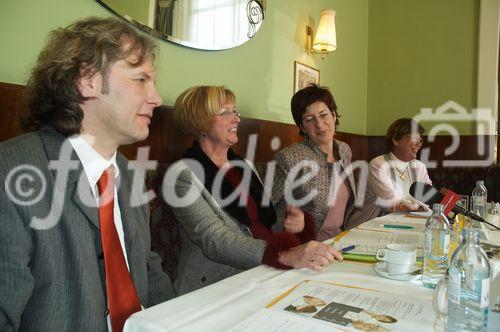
[446,228,491,331]
[471,180,487,218]
[448,216,464,262]
[423,204,451,288]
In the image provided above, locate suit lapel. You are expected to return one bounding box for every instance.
[72,176,100,229]
[116,155,139,267]
[40,127,101,229]
[116,154,151,304]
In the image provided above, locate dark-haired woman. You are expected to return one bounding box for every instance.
[271,85,373,241]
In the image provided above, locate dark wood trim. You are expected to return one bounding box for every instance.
[1,82,497,168]
[120,107,373,163]
[0,82,28,143]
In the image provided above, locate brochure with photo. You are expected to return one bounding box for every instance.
[229,280,435,332]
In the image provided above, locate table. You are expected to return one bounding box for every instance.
[125,214,500,331]
[126,261,434,331]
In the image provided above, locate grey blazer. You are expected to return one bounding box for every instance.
[0,128,174,331]
[169,161,267,295]
[271,138,357,232]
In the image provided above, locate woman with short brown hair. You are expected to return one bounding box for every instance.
[271,84,363,241]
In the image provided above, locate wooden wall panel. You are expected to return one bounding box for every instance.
[1,82,498,168]
[419,135,498,168]
[121,107,303,163]
[121,107,370,163]
[119,106,192,162]
[0,82,28,143]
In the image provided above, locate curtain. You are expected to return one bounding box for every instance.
[172,0,247,47]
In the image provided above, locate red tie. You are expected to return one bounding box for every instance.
[97,166,141,332]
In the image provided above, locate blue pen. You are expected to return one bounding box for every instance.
[341,245,355,253]
[383,224,415,230]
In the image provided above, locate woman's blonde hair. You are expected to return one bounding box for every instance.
[173,85,236,136]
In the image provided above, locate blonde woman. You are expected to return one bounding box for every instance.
[170,86,342,295]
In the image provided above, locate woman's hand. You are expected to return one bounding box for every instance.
[278,241,343,271]
[391,200,420,212]
[283,206,305,233]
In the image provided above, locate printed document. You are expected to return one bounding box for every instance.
[229,280,435,332]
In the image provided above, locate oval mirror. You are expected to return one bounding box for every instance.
[96,0,265,50]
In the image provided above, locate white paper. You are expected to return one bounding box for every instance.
[356,217,426,233]
[332,229,424,256]
[480,221,497,242]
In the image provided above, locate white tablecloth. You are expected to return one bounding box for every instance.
[125,214,500,331]
[126,260,436,331]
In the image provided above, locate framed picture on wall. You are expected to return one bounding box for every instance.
[294,61,320,92]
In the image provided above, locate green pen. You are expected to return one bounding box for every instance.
[383,224,415,230]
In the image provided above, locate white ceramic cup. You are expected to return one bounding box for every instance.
[376,243,417,275]
[485,203,500,230]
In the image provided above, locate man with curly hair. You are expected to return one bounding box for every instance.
[0,17,174,331]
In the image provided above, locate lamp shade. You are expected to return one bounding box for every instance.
[312,9,337,53]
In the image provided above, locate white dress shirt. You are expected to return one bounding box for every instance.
[69,135,130,269]
[69,136,142,330]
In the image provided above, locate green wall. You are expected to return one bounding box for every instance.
[367,0,479,135]
[0,0,369,135]
[0,0,479,136]
[154,0,369,134]
[101,0,150,25]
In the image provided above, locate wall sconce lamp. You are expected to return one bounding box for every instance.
[306,9,337,60]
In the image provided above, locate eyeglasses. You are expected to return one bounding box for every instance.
[407,134,423,145]
[217,107,240,118]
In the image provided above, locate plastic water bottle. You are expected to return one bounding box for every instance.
[471,180,487,218]
[446,228,491,331]
[423,204,450,288]
[448,216,463,262]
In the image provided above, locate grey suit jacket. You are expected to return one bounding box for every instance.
[168,161,267,295]
[0,128,174,331]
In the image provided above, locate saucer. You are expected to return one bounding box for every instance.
[373,262,421,281]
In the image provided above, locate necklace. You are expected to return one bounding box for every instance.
[395,167,408,181]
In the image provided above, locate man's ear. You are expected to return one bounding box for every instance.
[392,137,399,146]
[77,70,101,98]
